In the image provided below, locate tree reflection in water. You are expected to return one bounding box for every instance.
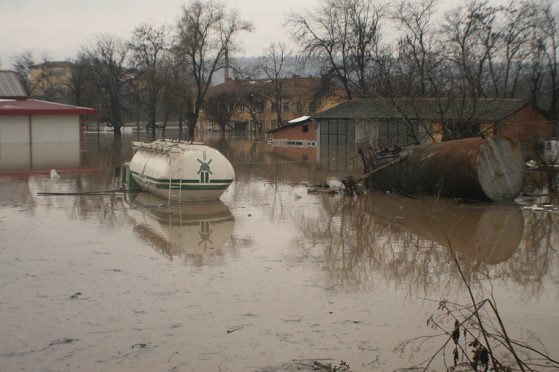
[295,192,557,298]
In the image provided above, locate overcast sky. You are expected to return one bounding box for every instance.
[0,0,495,68]
[0,0,327,67]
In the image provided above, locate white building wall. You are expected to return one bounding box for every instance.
[0,115,29,144]
[0,115,81,144]
[32,115,80,143]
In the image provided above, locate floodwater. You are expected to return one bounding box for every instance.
[0,131,558,371]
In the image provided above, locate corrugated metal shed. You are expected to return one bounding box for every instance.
[0,71,27,99]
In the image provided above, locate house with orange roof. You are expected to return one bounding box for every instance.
[203,74,346,134]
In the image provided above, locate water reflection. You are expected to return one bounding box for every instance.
[3,132,555,288]
[296,193,557,295]
[125,192,236,266]
[0,142,81,172]
[362,195,524,265]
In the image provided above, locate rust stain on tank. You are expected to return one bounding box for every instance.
[365,136,525,201]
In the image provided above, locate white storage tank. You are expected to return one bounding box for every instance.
[128,140,235,202]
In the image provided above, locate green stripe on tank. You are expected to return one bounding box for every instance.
[131,171,232,185]
[155,184,230,190]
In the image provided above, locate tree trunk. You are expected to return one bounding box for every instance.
[161,103,171,138]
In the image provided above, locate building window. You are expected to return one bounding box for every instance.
[283,102,290,112]
[302,125,309,133]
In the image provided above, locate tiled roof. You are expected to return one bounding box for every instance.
[0,71,27,99]
[30,61,74,69]
[311,98,530,122]
[0,99,96,115]
[208,76,334,97]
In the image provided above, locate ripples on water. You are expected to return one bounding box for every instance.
[0,131,557,371]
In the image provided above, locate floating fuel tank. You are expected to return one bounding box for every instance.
[364,136,525,202]
[127,140,235,202]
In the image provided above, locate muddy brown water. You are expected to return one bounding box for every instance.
[0,132,558,371]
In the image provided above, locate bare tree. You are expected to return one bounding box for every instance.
[11,50,51,96]
[443,0,500,99]
[287,0,384,99]
[538,0,559,122]
[65,54,97,107]
[204,91,241,133]
[239,89,267,134]
[390,0,442,97]
[175,0,253,140]
[160,47,196,138]
[129,23,169,135]
[82,34,130,135]
[526,2,547,108]
[488,1,535,98]
[258,42,293,125]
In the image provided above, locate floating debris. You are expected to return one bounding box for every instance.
[226,324,251,334]
[48,338,78,347]
[131,343,148,349]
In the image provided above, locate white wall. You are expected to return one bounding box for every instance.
[0,143,30,170]
[0,115,29,144]
[32,115,80,142]
[0,114,81,144]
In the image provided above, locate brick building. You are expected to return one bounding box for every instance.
[268,116,317,146]
[203,75,345,133]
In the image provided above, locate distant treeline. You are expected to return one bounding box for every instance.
[9,0,559,136]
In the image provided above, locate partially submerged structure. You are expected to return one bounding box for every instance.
[0,71,96,174]
[0,71,95,145]
[360,136,525,202]
[268,116,317,146]
[127,140,235,202]
[312,98,555,160]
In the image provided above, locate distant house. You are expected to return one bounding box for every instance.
[29,61,74,99]
[311,98,555,159]
[268,116,317,146]
[203,74,345,133]
[0,70,95,145]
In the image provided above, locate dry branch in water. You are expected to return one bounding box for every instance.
[395,225,559,371]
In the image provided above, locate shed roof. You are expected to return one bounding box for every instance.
[0,99,96,115]
[311,98,530,122]
[0,71,27,99]
[268,115,312,133]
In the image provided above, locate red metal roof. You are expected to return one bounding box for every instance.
[0,99,96,115]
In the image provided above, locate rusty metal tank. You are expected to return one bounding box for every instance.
[366,136,525,202]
